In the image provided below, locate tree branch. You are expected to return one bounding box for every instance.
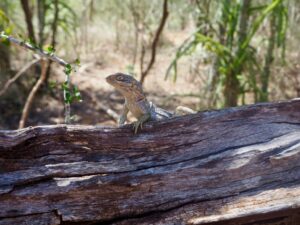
[20,0,36,43]
[0,33,68,66]
[140,0,169,84]
[0,58,40,97]
[45,0,59,83]
[98,103,119,122]
[0,34,120,125]
[0,33,72,125]
[18,60,49,129]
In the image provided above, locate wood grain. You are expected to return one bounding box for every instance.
[1,99,300,224]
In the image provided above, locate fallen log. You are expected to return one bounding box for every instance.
[0,99,300,225]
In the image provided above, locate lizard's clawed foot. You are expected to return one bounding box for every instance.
[132,114,150,134]
[133,121,143,134]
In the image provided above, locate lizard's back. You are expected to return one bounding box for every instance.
[149,101,173,121]
[106,73,194,132]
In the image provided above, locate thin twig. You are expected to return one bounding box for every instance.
[129,0,140,66]
[140,0,169,84]
[0,34,118,124]
[140,42,145,75]
[0,58,40,97]
[19,60,49,129]
[91,95,119,122]
[45,0,60,83]
[98,104,119,122]
[162,93,201,105]
[0,34,72,125]
[0,33,68,66]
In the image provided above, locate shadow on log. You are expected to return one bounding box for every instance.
[0,99,300,225]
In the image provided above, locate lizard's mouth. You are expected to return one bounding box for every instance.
[105,75,113,85]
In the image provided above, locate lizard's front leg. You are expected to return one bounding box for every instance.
[118,104,129,126]
[133,113,151,134]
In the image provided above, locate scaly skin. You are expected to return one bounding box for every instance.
[106,73,193,133]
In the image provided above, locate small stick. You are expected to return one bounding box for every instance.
[0,58,40,97]
[0,33,68,66]
[19,60,49,129]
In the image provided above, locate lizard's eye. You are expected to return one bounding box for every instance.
[116,76,124,81]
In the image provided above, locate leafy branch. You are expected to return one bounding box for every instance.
[0,32,68,66]
[0,32,81,124]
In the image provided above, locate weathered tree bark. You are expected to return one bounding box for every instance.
[0,99,300,225]
[0,58,40,97]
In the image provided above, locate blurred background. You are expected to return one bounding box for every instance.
[0,0,299,130]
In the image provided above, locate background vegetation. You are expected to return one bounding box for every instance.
[0,0,299,129]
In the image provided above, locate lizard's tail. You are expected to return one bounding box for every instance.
[175,106,196,116]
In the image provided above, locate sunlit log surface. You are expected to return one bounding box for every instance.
[0,99,300,225]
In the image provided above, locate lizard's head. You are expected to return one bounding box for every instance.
[106,73,144,99]
[106,73,135,87]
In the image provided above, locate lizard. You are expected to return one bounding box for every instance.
[106,72,195,133]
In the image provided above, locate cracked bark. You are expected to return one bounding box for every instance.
[0,99,300,225]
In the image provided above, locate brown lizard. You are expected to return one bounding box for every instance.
[106,72,195,133]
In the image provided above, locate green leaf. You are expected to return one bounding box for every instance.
[28,38,39,49]
[61,81,69,91]
[17,33,24,39]
[0,9,9,25]
[64,64,72,75]
[0,33,10,46]
[46,45,55,54]
[49,80,56,88]
[64,91,73,104]
[4,26,12,35]
[74,58,80,66]
[125,64,136,76]
[249,5,268,13]
[58,1,77,20]
[241,0,281,50]
[73,86,82,102]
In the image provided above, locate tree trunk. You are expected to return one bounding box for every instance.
[0,2,11,76]
[224,0,251,107]
[260,13,277,102]
[0,99,300,225]
[0,42,10,74]
[224,70,240,107]
[45,0,59,84]
[20,0,36,43]
[237,0,251,48]
[140,0,169,85]
[37,0,46,47]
